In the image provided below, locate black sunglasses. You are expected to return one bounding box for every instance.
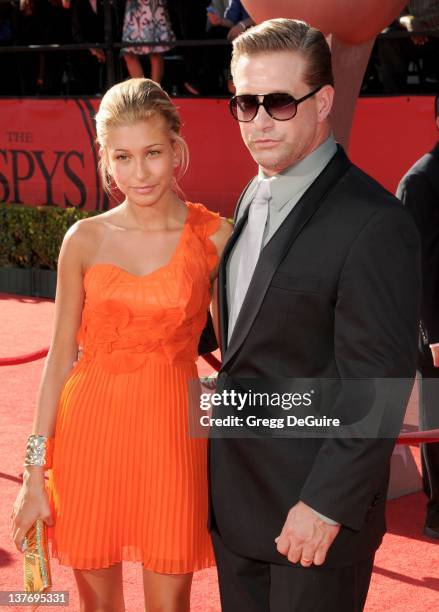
[229,86,322,122]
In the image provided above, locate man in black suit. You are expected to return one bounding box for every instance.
[208,18,421,611]
[397,95,439,540]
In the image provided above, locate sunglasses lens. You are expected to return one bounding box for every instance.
[266,93,297,120]
[230,93,298,121]
[230,95,258,122]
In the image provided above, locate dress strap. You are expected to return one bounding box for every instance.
[187,202,222,273]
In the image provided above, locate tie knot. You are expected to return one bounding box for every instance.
[253,179,271,207]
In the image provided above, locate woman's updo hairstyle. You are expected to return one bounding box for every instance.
[95,78,189,193]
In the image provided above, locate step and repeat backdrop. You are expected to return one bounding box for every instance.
[0,96,436,217]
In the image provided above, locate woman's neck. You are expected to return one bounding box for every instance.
[119,191,185,232]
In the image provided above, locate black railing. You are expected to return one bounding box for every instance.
[0,11,438,96]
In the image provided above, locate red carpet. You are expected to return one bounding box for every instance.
[1,293,438,611]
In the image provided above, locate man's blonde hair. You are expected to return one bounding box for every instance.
[95,78,189,194]
[231,18,334,90]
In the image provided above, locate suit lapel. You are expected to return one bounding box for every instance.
[218,207,250,354]
[221,146,351,371]
[217,177,258,354]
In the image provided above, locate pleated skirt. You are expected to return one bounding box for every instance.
[46,357,215,572]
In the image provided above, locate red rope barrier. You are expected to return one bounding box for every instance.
[396,429,439,445]
[1,349,439,444]
[0,348,49,366]
[1,349,221,368]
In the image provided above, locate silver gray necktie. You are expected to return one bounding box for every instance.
[228,179,271,341]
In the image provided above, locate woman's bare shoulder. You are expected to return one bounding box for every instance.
[60,212,109,267]
[67,206,125,242]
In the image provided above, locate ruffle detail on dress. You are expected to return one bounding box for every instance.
[187,202,221,274]
[77,295,206,374]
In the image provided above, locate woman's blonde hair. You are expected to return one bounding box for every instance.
[95,78,189,194]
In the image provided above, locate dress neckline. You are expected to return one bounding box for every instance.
[84,203,191,281]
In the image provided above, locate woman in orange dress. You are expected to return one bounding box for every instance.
[11,77,232,610]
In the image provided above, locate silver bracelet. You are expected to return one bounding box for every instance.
[24,434,48,467]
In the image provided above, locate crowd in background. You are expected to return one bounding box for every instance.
[0,0,438,97]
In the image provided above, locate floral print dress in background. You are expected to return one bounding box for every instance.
[122,0,176,55]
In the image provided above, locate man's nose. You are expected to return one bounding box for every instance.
[252,103,275,129]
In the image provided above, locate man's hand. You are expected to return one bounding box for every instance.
[275,501,340,567]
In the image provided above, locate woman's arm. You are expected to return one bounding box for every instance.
[32,221,88,432]
[12,219,93,551]
[211,278,220,343]
[209,218,233,345]
[25,220,90,482]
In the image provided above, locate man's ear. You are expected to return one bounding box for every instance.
[316,85,335,123]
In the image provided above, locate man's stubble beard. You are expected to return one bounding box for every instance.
[249,141,299,175]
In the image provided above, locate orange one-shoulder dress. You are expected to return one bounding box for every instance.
[46,202,219,572]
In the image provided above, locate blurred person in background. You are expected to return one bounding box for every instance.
[0,0,20,94]
[397,94,439,541]
[204,0,230,94]
[65,0,123,95]
[23,0,71,94]
[220,0,254,42]
[167,0,209,95]
[206,0,254,94]
[122,0,175,83]
[16,0,49,94]
[377,1,439,93]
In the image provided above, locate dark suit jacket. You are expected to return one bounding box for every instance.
[208,146,421,568]
[397,142,439,366]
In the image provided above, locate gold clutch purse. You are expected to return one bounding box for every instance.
[23,519,52,593]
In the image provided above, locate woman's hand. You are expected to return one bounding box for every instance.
[11,470,54,553]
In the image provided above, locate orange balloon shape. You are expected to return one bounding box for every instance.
[242,0,407,44]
